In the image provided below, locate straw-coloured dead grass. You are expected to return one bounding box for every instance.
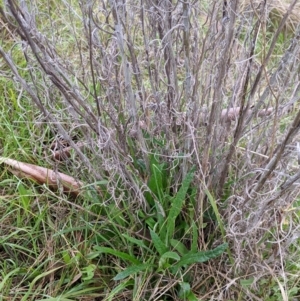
[241,0,300,33]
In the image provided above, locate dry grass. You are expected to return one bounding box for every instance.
[241,0,300,33]
[1,0,300,299]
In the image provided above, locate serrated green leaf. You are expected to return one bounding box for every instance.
[149,229,168,256]
[167,168,195,239]
[93,246,140,264]
[113,263,152,281]
[173,243,228,270]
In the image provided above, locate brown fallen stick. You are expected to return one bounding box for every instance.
[0,157,83,196]
[51,141,85,161]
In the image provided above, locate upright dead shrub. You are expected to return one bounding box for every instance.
[1,0,300,288]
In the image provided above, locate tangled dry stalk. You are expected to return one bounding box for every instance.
[1,0,300,298]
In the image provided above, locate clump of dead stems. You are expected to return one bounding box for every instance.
[1,0,300,297]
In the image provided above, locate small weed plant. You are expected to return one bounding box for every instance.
[1,0,300,300]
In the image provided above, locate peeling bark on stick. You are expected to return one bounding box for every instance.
[1,157,82,196]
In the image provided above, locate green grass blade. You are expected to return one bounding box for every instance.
[121,233,154,253]
[106,279,134,301]
[93,246,141,264]
[205,189,234,264]
[62,285,104,297]
[0,267,20,292]
[21,266,63,301]
[191,221,198,253]
[17,182,31,212]
[38,296,74,301]
[204,189,226,239]
[152,164,163,200]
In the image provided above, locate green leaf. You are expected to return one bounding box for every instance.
[173,243,228,270]
[82,180,108,188]
[205,189,234,264]
[145,160,166,212]
[136,159,147,173]
[82,264,96,281]
[160,251,180,261]
[187,292,199,301]
[152,164,163,197]
[18,182,31,211]
[0,267,20,292]
[170,239,189,255]
[191,221,198,253]
[21,266,64,301]
[178,282,200,300]
[149,229,168,256]
[205,189,225,239]
[93,246,141,264]
[167,168,195,240]
[113,263,152,281]
[39,296,74,301]
[61,250,71,264]
[159,251,180,269]
[148,163,165,210]
[178,282,191,299]
[121,234,153,253]
[106,279,133,301]
[240,277,255,287]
